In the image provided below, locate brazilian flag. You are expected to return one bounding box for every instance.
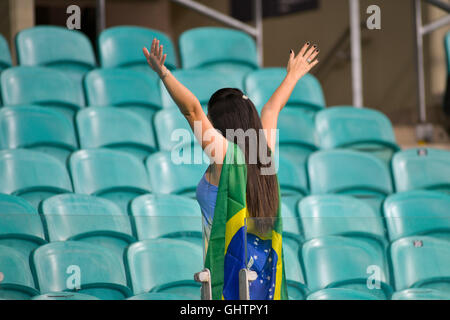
[204,142,288,300]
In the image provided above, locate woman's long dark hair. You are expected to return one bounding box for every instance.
[207,88,279,234]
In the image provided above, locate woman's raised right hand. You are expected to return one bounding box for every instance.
[287,42,320,81]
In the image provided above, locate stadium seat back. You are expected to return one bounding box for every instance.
[126,238,202,299]
[0,194,46,259]
[84,68,161,121]
[70,149,151,213]
[0,149,72,208]
[160,69,243,109]
[0,245,39,299]
[179,27,258,75]
[1,66,83,118]
[280,202,302,240]
[392,148,450,193]
[277,107,318,147]
[315,106,399,164]
[384,190,450,241]
[131,194,202,241]
[303,236,392,298]
[277,153,309,196]
[77,106,156,160]
[146,150,208,196]
[391,236,450,292]
[32,241,131,299]
[307,288,382,300]
[154,108,195,151]
[283,237,308,300]
[0,106,77,163]
[299,195,386,245]
[0,34,12,72]
[245,68,325,113]
[308,150,393,212]
[16,26,95,70]
[99,26,177,71]
[41,194,135,257]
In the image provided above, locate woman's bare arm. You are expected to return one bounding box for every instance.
[261,42,320,151]
[143,39,227,164]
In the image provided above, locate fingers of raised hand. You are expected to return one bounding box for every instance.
[158,45,164,61]
[298,42,310,57]
[309,59,319,69]
[151,38,157,55]
[307,48,320,63]
[143,47,150,59]
[304,44,318,60]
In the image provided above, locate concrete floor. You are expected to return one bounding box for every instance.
[394,125,450,150]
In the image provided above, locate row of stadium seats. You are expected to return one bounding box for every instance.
[0,102,397,163]
[2,207,450,300]
[2,187,449,258]
[0,146,448,212]
[0,25,258,83]
[0,238,202,300]
[0,65,325,120]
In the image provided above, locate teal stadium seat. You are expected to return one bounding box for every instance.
[299,195,387,253]
[280,201,302,241]
[0,34,12,73]
[160,69,243,110]
[15,25,96,99]
[126,239,202,299]
[0,245,39,299]
[179,27,258,83]
[0,66,84,120]
[302,236,392,299]
[41,194,135,260]
[0,106,78,163]
[391,236,450,293]
[146,149,208,197]
[315,106,399,164]
[392,288,450,300]
[0,149,73,208]
[130,194,202,246]
[274,106,319,171]
[32,292,100,300]
[70,148,151,214]
[245,68,325,115]
[0,194,46,261]
[277,153,310,214]
[308,149,393,212]
[384,190,450,241]
[84,68,162,123]
[392,148,450,193]
[32,241,132,300]
[283,237,308,300]
[307,288,382,300]
[127,292,194,300]
[99,26,177,74]
[0,34,12,106]
[154,108,196,151]
[76,106,157,161]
